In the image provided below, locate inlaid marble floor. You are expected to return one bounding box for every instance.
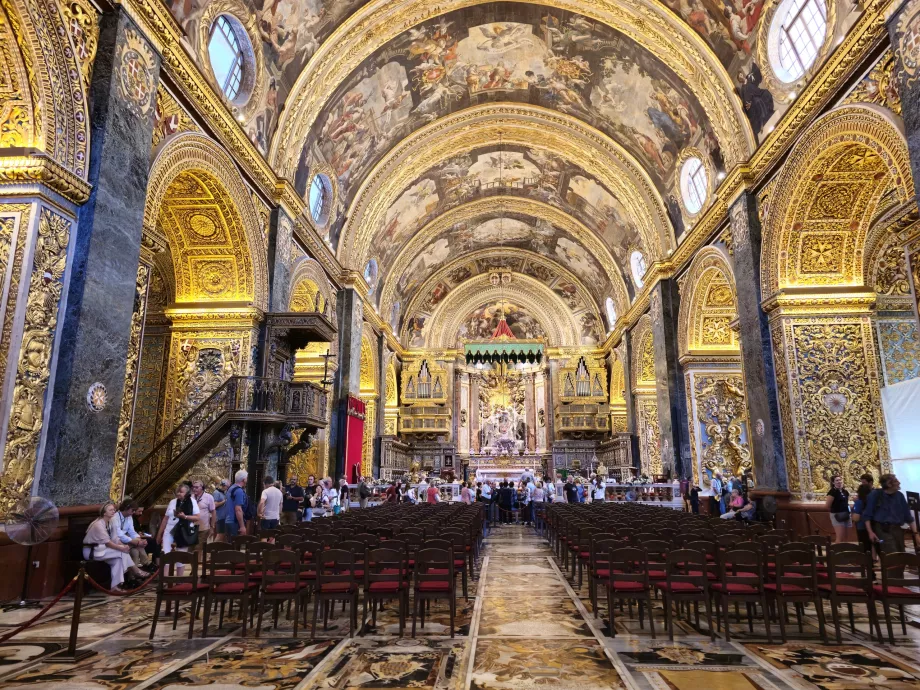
[1,524,920,690]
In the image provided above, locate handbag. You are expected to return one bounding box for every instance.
[171,497,199,547]
[834,510,851,522]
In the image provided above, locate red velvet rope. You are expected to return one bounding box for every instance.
[84,569,158,596]
[0,577,77,643]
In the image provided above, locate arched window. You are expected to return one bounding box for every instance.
[309,173,332,226]
[208,16,246,101]
[605,297,617,330]
[630,250,647,289]
[773,0,827,81]
[680,157,708,214]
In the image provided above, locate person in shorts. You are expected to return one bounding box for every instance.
[258,475,283,530]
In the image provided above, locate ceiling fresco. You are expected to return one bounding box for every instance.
[398,254,605,349]
[326,143,646,275]
[385,213,617,312]
[293,4,723,231]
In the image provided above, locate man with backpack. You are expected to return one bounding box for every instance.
[225,470,251,537]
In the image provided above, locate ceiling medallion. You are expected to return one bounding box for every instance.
[87,382,107,412]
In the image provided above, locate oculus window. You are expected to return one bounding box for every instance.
[630,250,647,289]
[309,173,333,227]
[771,0,827,82]
[605,297,617,330]
[208,16,252,104]
[680,157,708,214]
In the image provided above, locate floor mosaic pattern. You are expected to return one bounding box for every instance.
[0,523,919,689]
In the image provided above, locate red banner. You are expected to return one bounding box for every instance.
[344,396,366,483]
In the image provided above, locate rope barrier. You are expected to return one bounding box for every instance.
[84,569,158,596]
[0,577,76,644]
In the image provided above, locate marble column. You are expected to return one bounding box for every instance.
[728,191,788,491]
[267,208,294,311]
[544,363,556,447]
[649,280,691,479]
[524,372,537,452]
[889,3,920,203]
[620,335,642,470]
[329,287,363,479]
[40,10,161,505]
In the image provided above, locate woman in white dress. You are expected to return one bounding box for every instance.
[83,502,146,588]
[157,483,200,557]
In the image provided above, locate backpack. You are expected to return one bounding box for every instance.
[229,484,255,522]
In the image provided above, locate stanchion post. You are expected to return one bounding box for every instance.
[48,563,95,663]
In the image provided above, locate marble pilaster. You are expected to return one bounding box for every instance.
[329,287,364,479]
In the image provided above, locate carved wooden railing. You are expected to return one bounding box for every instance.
[126,376,327,505]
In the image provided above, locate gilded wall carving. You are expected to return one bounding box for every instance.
[288,257,333,313]
[0,0,35,148]
[637,396,661,478]
[110,263,150,500]
[690,372,751,481]
[761,106,912,298]
[61,0,98,89]
[843,50,902,116]
[0,204,30,388]
[677,248,739,358]
[876,319,920,385]
[152,85,196,150]
[773,318,889,499]
[1,208,70,515]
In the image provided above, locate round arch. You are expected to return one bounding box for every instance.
[145,133,269,309]
[761,105,912,300]
[271,0,754,178]
[677,247,739,358]
[417,273,584,349]
[289,257,334,312]
[378,196,631,320]
[338,105,672,270]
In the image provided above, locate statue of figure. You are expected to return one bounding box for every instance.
[409,458,421,483]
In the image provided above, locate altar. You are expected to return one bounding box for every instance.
[470,454,543,484]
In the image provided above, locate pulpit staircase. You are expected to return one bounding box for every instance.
[125,376,327,506]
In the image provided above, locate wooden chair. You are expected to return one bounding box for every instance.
[363,547,409,635]
[256,549,308,637]
[820,548,881,643]
[201,550,257,637]
[150,551,207,640]
[712,548,771,642]
[654,549,715,641]
[606,546,655,638]
[875,552,920,645]
[413,547,456,638]
[311,549,359,638]
[764,548,827,643]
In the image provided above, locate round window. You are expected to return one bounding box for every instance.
[769,0,828,82]
[605,297,617,330]
[309,173,332,227]
[680,157,708,215]
[207,15,255,105]
[630,250,647,289]
[364,258,379,294]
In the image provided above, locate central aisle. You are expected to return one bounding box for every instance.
[465,524,629,690]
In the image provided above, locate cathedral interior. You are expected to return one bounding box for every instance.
[1,0,920,681]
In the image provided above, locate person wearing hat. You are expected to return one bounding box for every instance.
[212,478,230,542]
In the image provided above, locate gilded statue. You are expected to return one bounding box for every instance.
[697,377,751,478]
[409,458,421,483]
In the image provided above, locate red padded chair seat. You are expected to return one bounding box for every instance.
[165,582,208,593]
[654,581,703,592]
[873,585,920,597]
[647,570,667,580]
[710,583,759,594]
[818,584,867,595]
[369,581,408,592]
[608,581,647,591]
[319,582,357,593]
[266,581,307,593]
[213,582,257,593]
[688,570,719,581]
[417,581,451,592]
[579,552,591,559]
[764,583,811,593]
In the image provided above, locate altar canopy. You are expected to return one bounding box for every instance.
[464,318,544,366]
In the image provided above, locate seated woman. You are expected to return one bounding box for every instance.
[720,488,746,519]
[83,502,147,589]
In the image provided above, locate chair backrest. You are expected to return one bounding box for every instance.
[260,528,280,541]
[414,547,454,587]
[608,546,650,587]
[262,548,300,588]
[316,548,356,587]
[774,548,817,590]
[203,541,233,571]
[332,527,355,539]
[338,540,368,563]
[879,552,920,591]
[424,538,452,552]
[827,548,873,593]
[275,534,301,548]
[209,550,249,590]
[157,551,198,590]
[318,533,339,550]
[643,540,671,566]
[685,539,718,573]
[720,548,763,591]
[366,547,407,587]
[352,533,379,547]
[231,535,257,550]
[665,549,708,589]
